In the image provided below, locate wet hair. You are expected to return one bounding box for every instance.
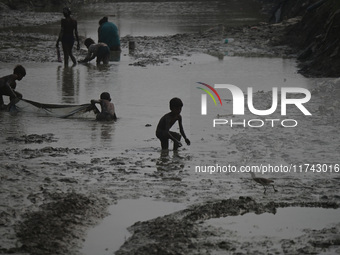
[100,92,111,101]
[63,7,71,17]
[84,38,95,48]
[169,97,183,110]
[13,65,26,77]
[99,16,108,26]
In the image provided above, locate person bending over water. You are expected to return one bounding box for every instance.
[0,65,26,110]
[156,97,190,150]
[79,38,110,65]
[90,92,117,121]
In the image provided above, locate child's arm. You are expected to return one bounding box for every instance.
[56,20,64,48]
[80,50,96,63]
[178,115,190,145]
[91,99,101,104]
[74,21,80,50]
[161,114,182,146]
[5,77,21,101]
[89,99,100,114]
[168,132,182,147]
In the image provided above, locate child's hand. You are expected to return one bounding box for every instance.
[185,138,191,146]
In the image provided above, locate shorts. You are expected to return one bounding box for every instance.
[97,46,110,64]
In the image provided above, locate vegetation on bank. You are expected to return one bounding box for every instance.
[285,0,340,77]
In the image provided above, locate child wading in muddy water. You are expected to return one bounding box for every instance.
[79,38,110,65]
[0,65,26,110]
[156,97,190,150]
[90,92,117,121]
[56,7,80,67]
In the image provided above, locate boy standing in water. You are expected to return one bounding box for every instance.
[0,65,26,110]
[156,97,190,150]
[90,92,117,121]
[56,7,80,67]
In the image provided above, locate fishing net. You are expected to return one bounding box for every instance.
[12,99,97,119]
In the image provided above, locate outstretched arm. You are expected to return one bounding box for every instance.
[178,116,190,145]
[168,131,182,147]
[89,99,100,114]
[56,20,64,47]
[80,51,96,63]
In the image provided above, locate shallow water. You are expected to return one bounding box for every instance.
[205,207,340,239]
[81,198,185,255]
[0,55,311,153]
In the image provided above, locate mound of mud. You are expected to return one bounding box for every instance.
[10,193,109,255]
[116,197,339,255]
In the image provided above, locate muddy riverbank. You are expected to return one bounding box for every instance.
[2,0,340,77]
[1,1,340,255]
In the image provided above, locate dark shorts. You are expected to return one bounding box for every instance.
[98,46,110,58]
[97,46,110,64]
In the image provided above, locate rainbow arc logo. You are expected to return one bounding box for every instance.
[196,82,222,115]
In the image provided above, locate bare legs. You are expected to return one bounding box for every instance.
[62,43,77,67]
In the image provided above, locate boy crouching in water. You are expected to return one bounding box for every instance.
[156,97,190,150]
[90,92,117,121]
[0,65,26,110]
[79,38,110,65]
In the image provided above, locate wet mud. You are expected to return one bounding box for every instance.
[2,79,340,254]
[117,198,340,255]
[1,4,340,255]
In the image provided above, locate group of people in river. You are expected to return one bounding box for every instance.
[0,7,190,151]
[56,7,121,66]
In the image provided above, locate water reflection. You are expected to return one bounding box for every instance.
[0,112,25,140]
[90,121,115,144]
[56,66,80,104]
[100,122,115,141]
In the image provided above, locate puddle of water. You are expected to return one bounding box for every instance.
[204,207,340,239]
[80,198,186,255]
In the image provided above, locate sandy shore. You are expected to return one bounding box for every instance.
[1,8,340,255]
